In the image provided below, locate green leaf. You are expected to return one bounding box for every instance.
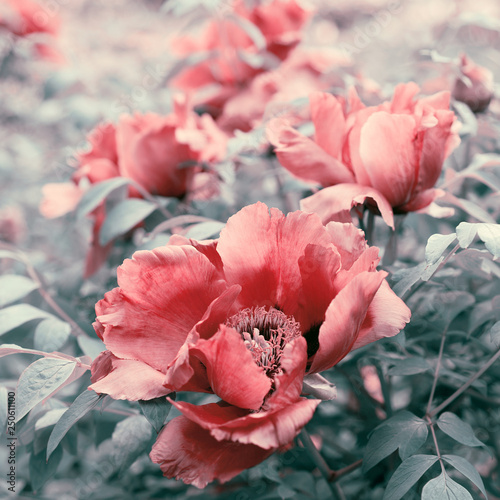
[16,358,77,421]
[29,445,63,492]
[107,415,153,475]
[77,335,105,360]
[47,389,103,459]
[422,472,473,500]
[437,412,485,447]
[425,233,457,265]
[388,357,431,376]
[139,395,174,434]
[0,275,39,307]
[457,222,500,258]
[77,177,130,218]
[34,318,71,352]
[363,411,428,471]
[99,198,157,245]
[0,386,7,430]
[489,321,500,348]
[184,220,226,240]
[391,259,443,297]
[0,304,53,337]
[442,455,487,498]
[383,454,439,500]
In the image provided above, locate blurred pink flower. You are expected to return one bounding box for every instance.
[88,202,410,486]
[0,206,26,244]
[267,83,460,228]
[40,95,227,276]
[170,0,311,120]
[453,54,494,113]
[0,0,59,37]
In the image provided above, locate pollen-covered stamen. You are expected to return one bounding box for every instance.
[227,307,301,378]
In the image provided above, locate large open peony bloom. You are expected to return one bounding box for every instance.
[267,83,461,228]
[89,202,410,486]
[40,95,227,276]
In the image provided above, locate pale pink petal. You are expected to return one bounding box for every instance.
[300,184,395,229]
[40,183,82,218]
[89,351,170,400]
[324,222,368,271]
[389,82,420,113]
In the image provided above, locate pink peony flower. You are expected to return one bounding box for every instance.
[452,54,494,113]
[267,83,461,228]
[40,95,227,276]
[88,202,410,486]
[0,0,59,38]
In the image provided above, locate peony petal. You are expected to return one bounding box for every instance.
[359,111,418,208]
[267,117,355,186]
[96,245,227,371]
[310,91,346,159]
[324,221,368,271]
[190,325,272,410]
[352,280,411,350]
[150,415,272,489]
[389,82,420,113]
[89,351,170,400]
[397,188,440,213]
[217,203,335,324]
[309,270,386,373]
[40,183,83,219]
[300,184,395,229]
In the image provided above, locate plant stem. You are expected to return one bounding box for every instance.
[365,210,375,246]
[375,363,393,418]
[330,459,363,483]
[300,428,333,480]
[427,416,446,474]
[428,346,500,418]
[426,326,449,415]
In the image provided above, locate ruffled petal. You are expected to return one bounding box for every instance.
[300,184,395,229]
[95,245,227,371]
[89,351,170,400]
[267,117,355,186]
[389,82,420,113]
[150,415,272,489]
[325,222,368,271]
[217,203,335,325]
[309,270,386,373]
[352,281,411,350]
[190,326,272,410]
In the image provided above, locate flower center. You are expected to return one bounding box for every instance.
[226,306,301,378]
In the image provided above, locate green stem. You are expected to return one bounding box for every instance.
[426,326,449,415]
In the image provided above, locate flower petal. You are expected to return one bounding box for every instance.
[89,351,170,400]
[359,111,418,207]
[190,325,272,410]
[95,245,227,371]
[150,414,272,489]
[267,117,355,186]
[300,184,395,229]
[325,221,368,271]
[309,270,386,373]
[40,183,82,219]
[353,280,411,350]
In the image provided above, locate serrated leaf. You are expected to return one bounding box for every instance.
[425,233,457,265]
[363,412,428,471]
[34,318,71,352]
[99,198,157,245]
[77,178,130,218]
[383,454,439,500]
[29,445,63,492]
[0,304,54,337]
[139,395,174,434]
[16,358,77,421]
[47,389,103,459]
[0,275,39,307]
[388,357,431,375]
[437,413,484,447]
[442,455,487,498]
[422,472,473,500]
